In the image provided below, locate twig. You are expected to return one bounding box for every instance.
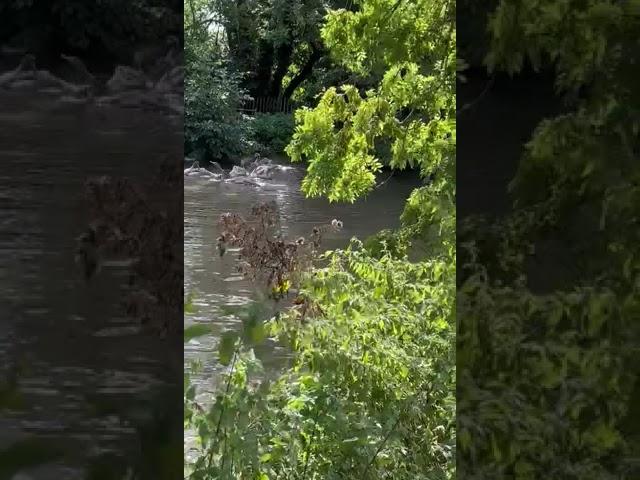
[216,350,238,436]
[362,414,403,477]
[375,170,395,189]
[300,407,321,480]
[227,425,234,477]
[363,386,429,477]
[456,76,495,116]
[381,0,404,24]
[399,108,415,124]
[220,426,227,474]
[206,349,239,470]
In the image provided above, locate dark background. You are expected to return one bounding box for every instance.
[0,1,182,72]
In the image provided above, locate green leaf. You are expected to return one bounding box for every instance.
[184,323,214,343]
[218,331,238,366]
[259,453,272,463]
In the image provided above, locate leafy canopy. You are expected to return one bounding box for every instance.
[286,0,455,210]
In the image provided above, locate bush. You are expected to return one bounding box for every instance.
[248,113,295,156]
[185,202,455,479]
[184,54,250,163]
[185,242,455,480]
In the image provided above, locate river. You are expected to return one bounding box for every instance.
[0,92,182,479]
[183,161,420,454]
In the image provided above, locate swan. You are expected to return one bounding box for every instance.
[208,162,224,175]
[240,153,261,169]
[250,164,278,179]
[60,53,96,85]
[225,176,262,186]
[106,65,148,93]
[0,54,92,102]
[0,54,36,88]
[196,168,219,178]
[153,65,183,93]
[229,165,248,177]
[184,161,224,178]
[184,160,200,175]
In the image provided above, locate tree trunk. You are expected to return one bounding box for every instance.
[253,39,274,95]
[268,42,293,98]
[283,43,323,99]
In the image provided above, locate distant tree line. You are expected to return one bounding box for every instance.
[0,1,182,71]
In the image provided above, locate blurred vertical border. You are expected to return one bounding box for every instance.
[0,2,183,479]
[457,1,640,478]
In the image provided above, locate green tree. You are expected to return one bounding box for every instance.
[184,0,252,161]
[286,0,455,252]
[213,0,351,99]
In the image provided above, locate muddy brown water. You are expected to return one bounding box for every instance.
[0,91,182,479]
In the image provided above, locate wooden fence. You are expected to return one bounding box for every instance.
[238,96,295,116]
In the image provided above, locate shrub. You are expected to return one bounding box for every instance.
[185,239,455,480]
[185,54,250,163]
[248,113,295,156]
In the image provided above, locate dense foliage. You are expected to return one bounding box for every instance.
[185,0,456,479]
[186,239,454,479]
[184,0,307,161]
[184,0,250,162]
[185,51,250,162]
[184,0,393,163]
[249,113,295,155]
[285,0,456,265]
[457,1,640,478]
[206,0,348,99]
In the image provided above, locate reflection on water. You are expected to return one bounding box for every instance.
[183,163,419,402]
[0,92,182,479]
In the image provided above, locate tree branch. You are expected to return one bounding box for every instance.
[381,0,404,24]
[282,43,324,99]
[456,76,495,117]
